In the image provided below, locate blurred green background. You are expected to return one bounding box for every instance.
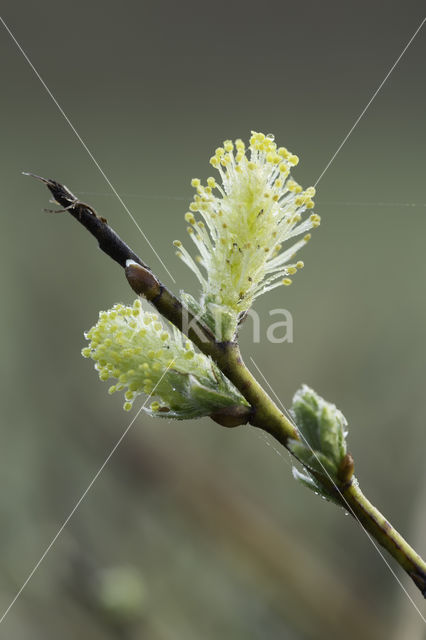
[0,1,425,638]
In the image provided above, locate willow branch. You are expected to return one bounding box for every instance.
[29,174,426,597]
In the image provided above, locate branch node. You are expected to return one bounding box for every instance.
[125,261,160,299]
[210,404,252,428]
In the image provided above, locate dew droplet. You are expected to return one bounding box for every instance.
[266,133,275,141]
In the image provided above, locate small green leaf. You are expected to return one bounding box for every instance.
[292,466,320,491]
[292,467,340,505]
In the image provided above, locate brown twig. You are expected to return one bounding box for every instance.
[24,173,145,269]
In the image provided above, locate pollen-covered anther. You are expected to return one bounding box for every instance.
[310,214,321,227]
[185,212,196,225]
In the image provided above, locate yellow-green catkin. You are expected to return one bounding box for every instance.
[82,299,248,418]
[175,131,320,323]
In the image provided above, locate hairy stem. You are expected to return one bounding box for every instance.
[30,175,426,597]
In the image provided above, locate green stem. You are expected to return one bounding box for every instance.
[342,482,426,596]
[213,342,299,444]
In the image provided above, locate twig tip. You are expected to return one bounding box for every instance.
[22,171,52,185]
